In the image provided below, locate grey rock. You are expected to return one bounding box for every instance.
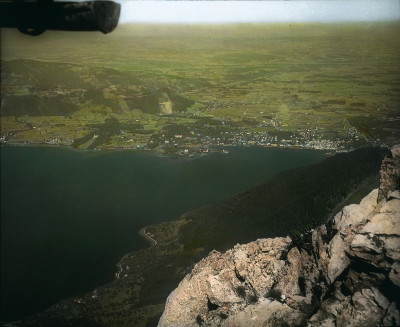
[378,145,400,202]
[158,151,400,327]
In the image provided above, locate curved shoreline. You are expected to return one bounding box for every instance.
[1,141,343,155]
[139,227,157,247]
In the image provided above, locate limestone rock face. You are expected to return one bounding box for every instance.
[378,144,400,202]
[158,147,400,327]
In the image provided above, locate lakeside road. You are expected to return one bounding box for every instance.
[139,227,157,247]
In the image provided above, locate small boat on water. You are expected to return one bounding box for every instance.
[222,149,229,154]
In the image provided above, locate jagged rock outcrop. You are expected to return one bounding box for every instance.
[378,144,400,202]
[158,146,400,327]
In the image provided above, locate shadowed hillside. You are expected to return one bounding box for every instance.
[179,146,390,252]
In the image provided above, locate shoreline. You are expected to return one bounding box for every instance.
[139,227,157,247]
[0,140,345,155]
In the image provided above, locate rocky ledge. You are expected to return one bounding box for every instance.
[158,145,400,327]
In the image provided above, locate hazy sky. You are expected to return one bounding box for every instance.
[117,0,400,24]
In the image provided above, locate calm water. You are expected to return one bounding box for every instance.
[1,146,325,321]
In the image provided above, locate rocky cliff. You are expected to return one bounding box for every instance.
[158,145,400,327]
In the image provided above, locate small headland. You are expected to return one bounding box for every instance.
[139,227,158,247]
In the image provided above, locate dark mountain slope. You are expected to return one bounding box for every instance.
[180,146,390,251]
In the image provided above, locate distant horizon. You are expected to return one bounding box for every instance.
[117,1,400,24]
[117,20,400,26]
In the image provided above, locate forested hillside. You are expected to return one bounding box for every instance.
[180,146,390,251]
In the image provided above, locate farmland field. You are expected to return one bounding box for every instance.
[1,23,400,155]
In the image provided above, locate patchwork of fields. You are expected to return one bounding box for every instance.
[2,23,400,155]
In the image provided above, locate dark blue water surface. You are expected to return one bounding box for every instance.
[1,146,325,321]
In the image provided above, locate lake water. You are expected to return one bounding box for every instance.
[0,146,325,321]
